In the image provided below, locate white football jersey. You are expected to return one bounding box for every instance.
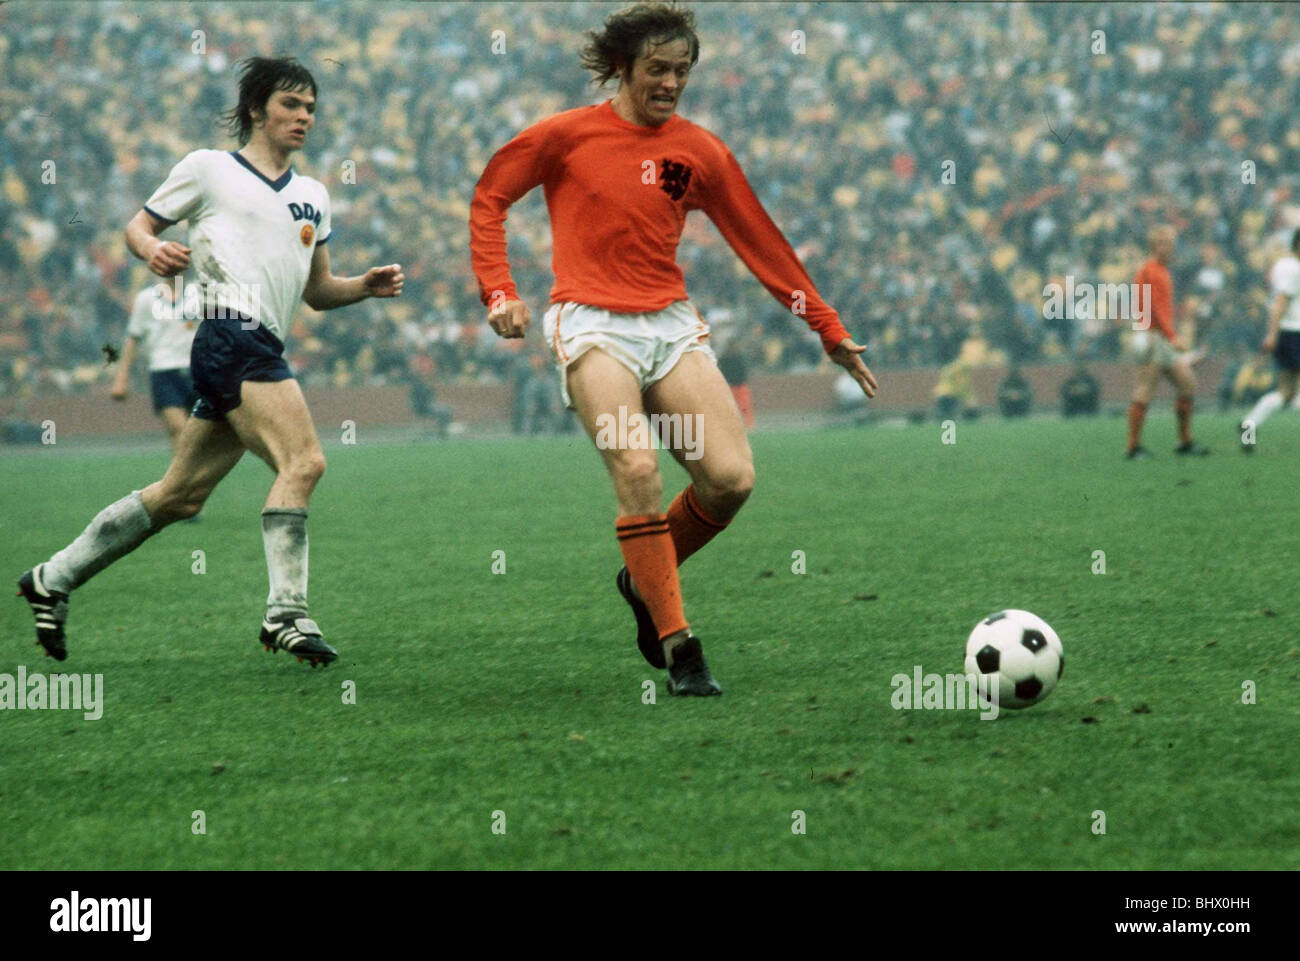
[1269,255,1300,332]
[144,149,331,341]
[126,285,198,371]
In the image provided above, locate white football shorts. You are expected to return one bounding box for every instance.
[542,300,716,409]
[1129,330,1179,368]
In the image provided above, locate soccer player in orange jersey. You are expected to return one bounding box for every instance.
[470,3,876,695]
[1126,225,1208,458]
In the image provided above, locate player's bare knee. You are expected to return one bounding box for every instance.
[733,461,756,499]
[283,450,326,490]
[702,461,755,509]
[170,499,204,521]
[150,485,207,523]
[610,449,657,481]
[305,450,327,484]
[611,453,662,506]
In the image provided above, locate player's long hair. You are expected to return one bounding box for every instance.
[580,2,700,87]
[220,57,318,145]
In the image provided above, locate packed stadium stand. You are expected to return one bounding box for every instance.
[3,2,1299,414]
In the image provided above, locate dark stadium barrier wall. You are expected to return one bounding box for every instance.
[0,359,1226,436]
[0,384,502,437]
[744,359,1226,415]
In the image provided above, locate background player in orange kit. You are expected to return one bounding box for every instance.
[1126,225,1208,459]
[470,2,876,695]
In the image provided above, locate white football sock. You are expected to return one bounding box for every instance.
[43,490,158,593]
[262,508,309,620]
[1245,391,1284,429]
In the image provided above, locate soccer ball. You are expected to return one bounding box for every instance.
[964,610,1064,710]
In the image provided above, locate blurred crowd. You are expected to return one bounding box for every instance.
[3,1,1300,402]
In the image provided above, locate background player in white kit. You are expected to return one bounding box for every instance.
[1241,227,1300,450]
[17,58,403,666]
[110,281,199,454]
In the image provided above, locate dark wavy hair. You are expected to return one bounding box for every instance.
[579,3,700,87]
[220,57,318,145]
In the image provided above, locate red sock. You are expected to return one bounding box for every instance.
[616,514,688,640]
[1127,402,1148,452]
[1175,396,1193,445]
[666,485,729,566]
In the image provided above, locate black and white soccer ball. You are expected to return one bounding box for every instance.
[964,610,1064,710]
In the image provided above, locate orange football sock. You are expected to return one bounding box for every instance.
[666,485,729,566]
[1127,401,1148,452]
[1175,396,1193,445]
[617,514,688,640]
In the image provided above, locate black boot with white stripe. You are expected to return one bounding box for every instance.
[259,615,337,667]
[16,565,70,661]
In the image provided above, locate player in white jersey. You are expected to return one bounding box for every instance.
[17,58,403,666]
[1241,227,1300,451]
[110,282,199,452]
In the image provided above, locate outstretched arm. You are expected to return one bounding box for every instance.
[1152,269,1179,346]
[828,340,878,397]
[701,140,876,396]
[110,336,139,400]
[470,118,558,337]
[301,244,403,311]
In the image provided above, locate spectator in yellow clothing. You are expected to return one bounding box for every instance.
[934,360,974,421]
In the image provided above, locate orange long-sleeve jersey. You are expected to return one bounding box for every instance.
[1133,258,1175,341]
[469,100,850,354]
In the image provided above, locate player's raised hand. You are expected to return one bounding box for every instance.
[147,239,191,277]
[830,337,878,398]
[364,264,404,298]
[488,299,530,339]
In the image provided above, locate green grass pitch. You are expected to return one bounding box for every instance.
[1,411,1296,869]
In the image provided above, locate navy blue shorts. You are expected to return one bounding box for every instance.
[1274,330,1300,372]
[190,316,293,421]
[149,368,199,415]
